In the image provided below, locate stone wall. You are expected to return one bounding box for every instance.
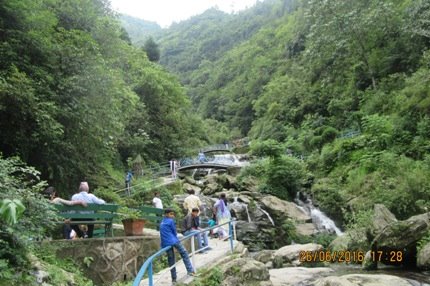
[50,234,160,285]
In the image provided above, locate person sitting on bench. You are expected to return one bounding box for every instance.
[71,182,105,238]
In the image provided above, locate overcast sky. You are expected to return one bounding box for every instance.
[109,0,258,28]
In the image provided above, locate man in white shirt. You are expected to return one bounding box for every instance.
[152,191,163,209]
[183,189,202,214]
[71,182,105,238]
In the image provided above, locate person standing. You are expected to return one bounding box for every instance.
[152,191,163,209]
[182,208,209,253]
[152,191,163,230]
[198,151,206,163]
[213,193,231,239]
[160,208,195,284]
[169,159,177,179]
[125,171,133,196]
[183,189,202,214]
[71,182,105,238]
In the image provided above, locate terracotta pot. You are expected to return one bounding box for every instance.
[122,218,145,236]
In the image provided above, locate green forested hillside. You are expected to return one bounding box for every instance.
[138,0,430,222]
[0,0,207,192]
[119,14,161,45]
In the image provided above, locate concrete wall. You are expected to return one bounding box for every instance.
[51,234,160,285]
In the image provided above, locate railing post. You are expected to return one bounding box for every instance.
[191,235,196,271]
[233,218,237,241]
[148,261,153,286]
[229,220,234,253]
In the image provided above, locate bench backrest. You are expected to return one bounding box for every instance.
[139,205,163,224]
[54,204,119,221]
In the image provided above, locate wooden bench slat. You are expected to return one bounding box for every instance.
[140,215,162,222]
[54,204,119,212]
[57,213,117,219]
[58,220,113,224]
[140,206,164,215]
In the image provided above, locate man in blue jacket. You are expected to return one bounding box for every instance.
[160,208,195,283]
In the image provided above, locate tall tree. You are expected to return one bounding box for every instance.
[143,36,160,62]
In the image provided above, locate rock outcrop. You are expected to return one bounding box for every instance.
[313,274,414,286]
[259,195,311,223]
[220,257,271,286]
[273,243,323,266]
[270,267,333,286]
[417,242,430,270]
[372,212,430,250]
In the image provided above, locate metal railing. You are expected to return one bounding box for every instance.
[113,164,173,197]
[132,219,236,286]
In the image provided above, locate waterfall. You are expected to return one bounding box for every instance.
[295,192,343,236]
[310,208,343,236]
[212,154,249,166]
[256,204,275,226]
[231,197,252,223]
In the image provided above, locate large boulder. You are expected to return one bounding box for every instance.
[220,258,270,286]
[371,212,430,267]
[183,176,197,186]
[235,221,277,251]
[417,242,430,270]
[329,229,369,252]
[203,174,218,185]
[372,212,430,250]
[212,174,238,189]
[273,243,323,266]
[182,183,201,195]
[370,204,397,237]
[313,274,413,286]
[254,250,275,265]
[270,267,333,286]
[230,200,252,222]
[259,195,311,224]
[201,183,223,195]
[237,177,260,193]
[296,223,318,236]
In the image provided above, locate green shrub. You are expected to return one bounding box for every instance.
[0,155,56,285]
[311,179,345,224]
[266,156,306,200]
[93,188,123,204]
[250,139,283,158]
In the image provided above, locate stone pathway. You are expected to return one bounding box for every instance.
[138,238,236,286]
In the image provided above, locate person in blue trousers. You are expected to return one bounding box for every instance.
[160,208,195,284]
[125,171,133,196]
[182,208,210,253]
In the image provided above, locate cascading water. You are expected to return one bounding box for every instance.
[213,154,249,166]
[256,204,275,226]
[295,192,343,236]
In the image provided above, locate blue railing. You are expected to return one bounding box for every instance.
[132,219,236,286]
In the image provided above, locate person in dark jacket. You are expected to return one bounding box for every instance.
[182,207,209,253]
[160,208,195,283]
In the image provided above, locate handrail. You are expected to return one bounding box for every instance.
[132,219,236,286]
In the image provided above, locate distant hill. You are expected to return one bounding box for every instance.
[119,14,162,45]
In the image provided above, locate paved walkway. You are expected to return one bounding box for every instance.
[138,238,236,286]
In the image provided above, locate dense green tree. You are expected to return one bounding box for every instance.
[143,36,160,62]
[0,0,206,193]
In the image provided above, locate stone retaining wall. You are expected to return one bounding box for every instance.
[50,234,160,285]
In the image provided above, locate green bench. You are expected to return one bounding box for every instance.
[54,203,119,238]
[139,205,164,226]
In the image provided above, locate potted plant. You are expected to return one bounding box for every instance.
[119,207,146,236]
